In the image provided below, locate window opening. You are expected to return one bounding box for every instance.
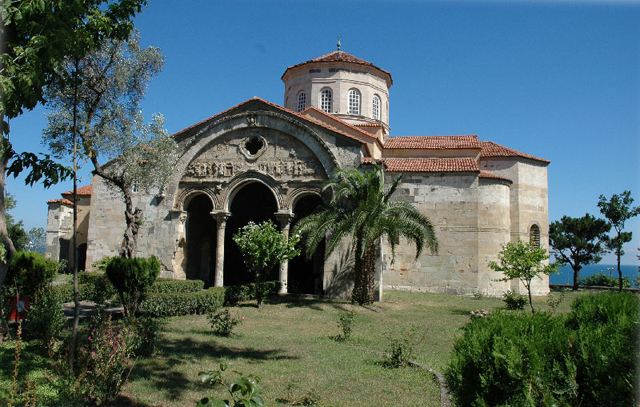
[529,224,541,248]
[321,88,332,113]
[245,137,264,156]
[372,95,381,120]
[297,92,306,112]
[348,89,360,115]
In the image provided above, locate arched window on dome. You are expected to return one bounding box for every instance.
[297,91,306,112]
[320,88,332,113]
[372,94,381,120]
[529,224,541,248]
[348,89,361,115]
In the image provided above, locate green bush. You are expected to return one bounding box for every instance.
[579,272,631,288]
[139,287,225,317]
[446,292,640,406]
[26,286,67,348]
[148,278,204,293]
[446,312,577,406]
[78,272,118,303]
[5,251,60,295]
[51,283,94,303]
[123,316,160,357]
[502,290,527,310]
[565,292,639,406]
[106,256,161,316]
[224,281,281,305]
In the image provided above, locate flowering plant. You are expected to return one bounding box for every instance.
[470,309,490,320]
[67,315,136,405]
[209,309,244,336]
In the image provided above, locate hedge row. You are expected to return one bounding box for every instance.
[446,291,639,406]
[138,287,225,317]
[224,281,281,304]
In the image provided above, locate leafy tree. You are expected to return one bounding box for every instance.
[489,239,558,313]
[233,220,300,308]
[0,0,147,340]
[597,191,640,292]
[294,161,438,305]
[549,213,611,290]
[44,32,178,258]
[26,227,46,254]
[3,191,28,251]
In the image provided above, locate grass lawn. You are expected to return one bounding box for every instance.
[0,289,582,406]
[114,289,579,406]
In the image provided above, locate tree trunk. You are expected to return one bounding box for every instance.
[617,254,623,293]
[351,235,366,305]
[572,266,582,291]
[0,150,15,341]
[120,189,142,259]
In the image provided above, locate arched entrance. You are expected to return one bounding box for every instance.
[224,182,278,286]
[288,195,325,294]
[186,194,216,287]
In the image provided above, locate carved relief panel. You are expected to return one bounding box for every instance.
[181,129,326,183]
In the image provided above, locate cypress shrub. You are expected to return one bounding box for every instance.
[106,256,161,317]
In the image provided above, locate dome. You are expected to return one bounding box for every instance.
[282,50,392,134]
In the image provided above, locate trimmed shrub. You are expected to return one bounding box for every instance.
[224,281,281,305]
[148,278,204,294]
[5,251,60,295]
[446,312,577,406]
[106,256,161,316]
[565,292,639,406]
[51,283,94,303]
[138,287,225,317]
[579,272,631,288]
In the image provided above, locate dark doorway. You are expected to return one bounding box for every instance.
[224,182,278,286]
[289,195,324,294]
[186,194,216,287]
[77,243,87,271]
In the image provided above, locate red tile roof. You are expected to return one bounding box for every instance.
[364,157,479,173]
[480,141,550,163]
[282,51,393,85]
[61,184,92,196]
[172,97,371,147]
[479,171,512,183]
[384,135,481,150]
[46,198,73,205]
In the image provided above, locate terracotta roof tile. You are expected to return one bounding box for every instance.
[480,141,550,163]
[61,184,92,196]
[384,135,480,150]
[282,51,393,85]
[479,171,512,183]
[46,198,73,205]
[364,157,479,173]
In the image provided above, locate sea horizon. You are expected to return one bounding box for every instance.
[550,263,638,285]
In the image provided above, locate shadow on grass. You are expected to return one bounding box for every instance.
[126,336,300,402]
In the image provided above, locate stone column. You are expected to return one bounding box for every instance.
[275,211,295,294]
[211,211,231,287]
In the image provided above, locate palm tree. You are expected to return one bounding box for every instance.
[294,161,438,305]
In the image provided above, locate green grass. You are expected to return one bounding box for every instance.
[0,289,583,406]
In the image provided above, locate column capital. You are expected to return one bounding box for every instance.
[274,210,295,226]
[210,211,231,229]
[169,209,188,224]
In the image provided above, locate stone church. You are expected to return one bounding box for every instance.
[46,48,551,298]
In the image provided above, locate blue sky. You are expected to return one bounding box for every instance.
[6,0,640,264]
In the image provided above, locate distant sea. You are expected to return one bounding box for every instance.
[550,264,639,285]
